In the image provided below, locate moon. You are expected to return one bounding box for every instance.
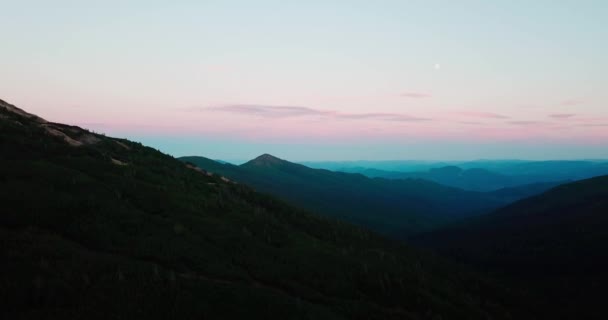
[434,63,441,70]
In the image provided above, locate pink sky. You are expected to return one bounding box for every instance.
[1,1,607,159]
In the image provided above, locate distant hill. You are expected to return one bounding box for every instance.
[304,159,608,177]
[457,159,608,179]
[0,99,526,319]
[486,181,567,202]
[413,175,608,319]
[349,166,516,192]
[300,160,446,172]
[337,165,576,192]
[181,155,525,238]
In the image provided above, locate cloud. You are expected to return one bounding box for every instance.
[400,92,432,99]
[205,104,332,118]
[508,120,543,126]
[549,113,576,119]
[205,104,430,122]
[577,123,608,127]
[335,112,430,122]
[455,111,510,119]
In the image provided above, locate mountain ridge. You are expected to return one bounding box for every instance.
[181,154,526,238]
[308,159,608,192]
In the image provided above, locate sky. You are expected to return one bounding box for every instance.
[1,0,607,161]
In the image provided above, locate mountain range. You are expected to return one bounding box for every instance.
[304,160,608,192]
[180,155,548,238]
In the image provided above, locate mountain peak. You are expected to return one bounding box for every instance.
[256,153,281,161]
[244,154,286,167]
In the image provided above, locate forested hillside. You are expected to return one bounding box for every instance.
[414,175,608,319]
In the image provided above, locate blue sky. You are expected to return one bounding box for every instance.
[1,1,607,160]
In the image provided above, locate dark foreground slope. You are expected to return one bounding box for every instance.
[180,155,515,238]
[0,99,525,319]
[414,176,608,319]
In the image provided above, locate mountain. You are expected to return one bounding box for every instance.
[306,160,608,192]
[300,160,447,172]
[457,159,608,178]
[337,165,572,193]
[181,155,524,238]
[0,99,528,319]
[485,181,567,202]
[305,159,608,180]
[364,166,516,192]
[413,175,608,319]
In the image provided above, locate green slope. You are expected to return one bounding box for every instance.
[180,155,514,238]
[485,181,566,202]
[414,175,608,319]
[0,99,526,319]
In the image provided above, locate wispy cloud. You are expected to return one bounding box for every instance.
[204,104,431,122]
[549,113,576,119]
[577,123,608,127]
[455,111,510,119]
[509,120,543,126]
[206,104,331,118]
[335,112,430,122]
[400,92,432,99]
